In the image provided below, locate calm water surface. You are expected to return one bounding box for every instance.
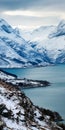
[3,64,65,119]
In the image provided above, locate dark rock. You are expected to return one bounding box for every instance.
[37,107,62,122]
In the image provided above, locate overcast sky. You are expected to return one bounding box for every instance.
[0,0,65,30]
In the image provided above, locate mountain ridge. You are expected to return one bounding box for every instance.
[0,18,65,67]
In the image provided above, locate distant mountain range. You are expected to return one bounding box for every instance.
[0,18,65,67]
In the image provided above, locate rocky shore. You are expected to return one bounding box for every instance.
[0,70,50,89]
[7,78,50,89]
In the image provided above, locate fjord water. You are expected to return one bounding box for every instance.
[3,64,65,119]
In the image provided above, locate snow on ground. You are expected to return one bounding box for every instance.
[0,70,15,80]
[0,84,52,130]
[0,86,26,130]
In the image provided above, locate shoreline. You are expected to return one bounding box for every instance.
[0,68,17,78]
[0,69,50,89]
[0,63,65,70]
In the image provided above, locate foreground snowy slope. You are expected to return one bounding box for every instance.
[0,70,64,130]
[0,18,65,67]
[0,84,63,130]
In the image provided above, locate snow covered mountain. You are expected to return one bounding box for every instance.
[0,19,50,67]
[0,18,65,67]
[0,19,29,67]
[21,20,65,64]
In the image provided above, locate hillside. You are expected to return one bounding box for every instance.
[0,70,64,130]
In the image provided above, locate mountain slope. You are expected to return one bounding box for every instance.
[0,19,49,67]
[0,19,28,67]
[0,19,50,67]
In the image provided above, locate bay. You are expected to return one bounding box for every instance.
[2,64,65,120]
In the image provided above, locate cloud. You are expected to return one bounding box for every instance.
[1,13,61,29]
[0,0,65,12]
[3,10,65,21]
[3,10,42,17]
[0,0,65,30]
